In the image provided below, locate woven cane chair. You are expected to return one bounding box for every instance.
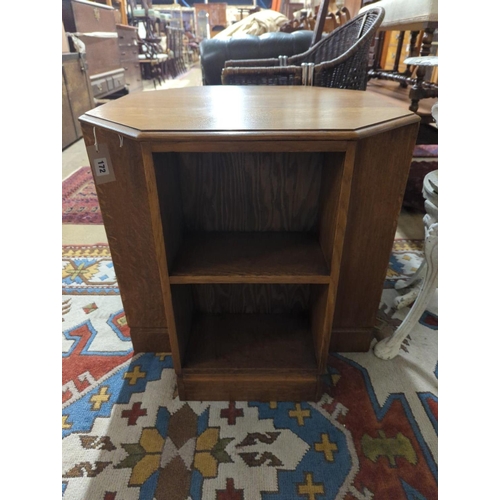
[221,7,384,89]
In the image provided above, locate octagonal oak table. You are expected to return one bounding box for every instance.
[80,86,419,401]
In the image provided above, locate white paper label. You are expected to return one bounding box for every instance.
[86,143,116,185]
[94,157,110,176]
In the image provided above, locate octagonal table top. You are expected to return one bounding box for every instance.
[80,86,419,141]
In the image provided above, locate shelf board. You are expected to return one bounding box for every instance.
[169,232,330,284]
[182,313,318,373]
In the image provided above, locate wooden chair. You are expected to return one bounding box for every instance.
[361,0,438,112]
[221,7,384,90]
[138,36,166,88]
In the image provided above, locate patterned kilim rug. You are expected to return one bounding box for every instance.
[63,167,103,225]
[62,240,437,500]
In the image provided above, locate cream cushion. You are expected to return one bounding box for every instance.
[213,10,289,38]
[360,0,438,31]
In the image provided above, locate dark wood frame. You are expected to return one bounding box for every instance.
[368,22,438,113]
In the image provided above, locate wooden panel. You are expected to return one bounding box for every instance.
[85,38,122,77]
[81,86,418,136]
[171,285,193,369]
[177,152,323,232]
[62,72,78,149]
[170,233,329,284]
[179,372,319,401]
[68,0,117,33]
[150,141,349,153]
[330,122,420,351]
[63,57,94,136]
[129,327,169,352]
[152,153,184,273]
[80,124,170,351]
[318,153,347,263]
[122,63,143,92]
[312,145,355,369]
[117,23,139,44]
[192,284,311,314]
[182,313,317,372]
[310,285,329,371]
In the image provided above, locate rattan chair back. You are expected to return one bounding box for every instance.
[221,7,384,90]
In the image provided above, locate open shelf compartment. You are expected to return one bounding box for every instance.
[152,151,344,284]
[171,283,326,401]
[151,149,350,400]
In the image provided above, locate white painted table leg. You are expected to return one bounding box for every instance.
[395,260,426,291]
[394,282,423,310]
[374,223,438,360]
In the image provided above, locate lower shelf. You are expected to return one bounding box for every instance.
[182,313,318,373]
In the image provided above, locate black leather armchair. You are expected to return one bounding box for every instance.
[199,31,314,85]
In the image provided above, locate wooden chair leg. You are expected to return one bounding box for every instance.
[409,28,435,112]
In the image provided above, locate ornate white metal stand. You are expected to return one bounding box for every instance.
[374,220,437,360]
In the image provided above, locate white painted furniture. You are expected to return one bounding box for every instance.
[374,170,437,360]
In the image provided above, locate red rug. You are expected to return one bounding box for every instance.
[403,144,438,213]
[62,167,102,224]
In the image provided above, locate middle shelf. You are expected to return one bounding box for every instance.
[169,232,331,284]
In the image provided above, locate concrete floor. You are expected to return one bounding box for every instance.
[62,65,424,245]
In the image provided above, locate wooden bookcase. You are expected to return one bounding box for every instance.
[80,86,419,401]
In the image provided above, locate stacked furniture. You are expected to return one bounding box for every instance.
[116,24,143,94]
[62,52,94,149]
[62,0,125,100]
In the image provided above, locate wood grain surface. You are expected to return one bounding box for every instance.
[178,371,319,401]
[190,284,312,314]
[330,122,420,351]
[81,86,417,136]
[170,233,329,284]
[182,313,317,372]
[80,124,170,351]
[79,85,420,385]
[174,152,323,232]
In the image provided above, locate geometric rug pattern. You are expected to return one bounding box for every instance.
[62,241,437,499]
[62,167,103,225]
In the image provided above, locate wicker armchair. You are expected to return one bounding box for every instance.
[221,7,384,90]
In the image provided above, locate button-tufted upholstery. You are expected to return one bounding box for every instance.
[199,30,314,85]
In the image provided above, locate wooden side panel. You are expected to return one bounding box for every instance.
[177,152,323,232]
[318,153,347,265]
[80,124,170,352]
[62,70,78,149]
[63,57,94,137]
[152,153,185,273]
[331,122,420,352]
[312,147,355,370]
[170,285,194,368]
